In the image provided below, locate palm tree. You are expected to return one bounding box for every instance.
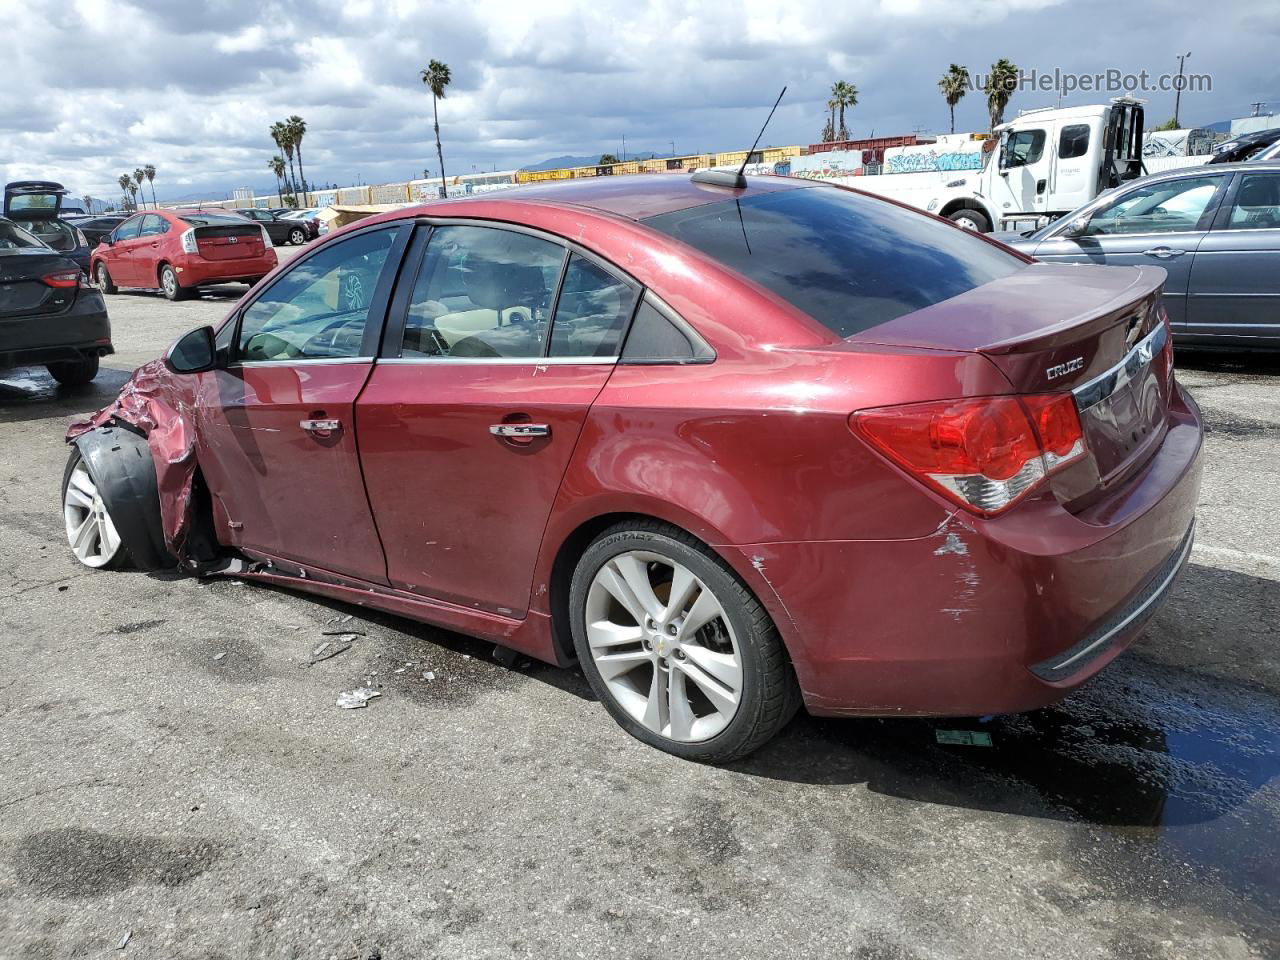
[825,96,838,143]
[144,164,157,208]
[270,122,297,200]
[287,115,308,205]
[984,58,1019,131]
[132,168,146,209]
[938,64,970,135]
[268,156,287,203]
[128,182,139,212]
[419,59,451,198]
[832,81,858,141]
[81,194,93,214]
[117,174,133,211]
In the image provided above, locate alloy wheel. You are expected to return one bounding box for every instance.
[63,460,123,568]
[584,550,743,742]
[162,268,177,297]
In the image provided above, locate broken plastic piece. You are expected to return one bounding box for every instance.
[336,687,382,709]
[212,652,227,662]
[117,929,132,950]
[935,729,992,747]
[309,639,353,666]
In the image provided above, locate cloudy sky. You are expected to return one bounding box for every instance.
[2,0,1276,204]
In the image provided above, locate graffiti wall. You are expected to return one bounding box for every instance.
[884,149,984,173]
[787,150,865,181]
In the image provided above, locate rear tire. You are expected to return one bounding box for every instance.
[570,520,799,763]
[160,264,190,301]
[947,208,991,232]
[94,261,117,294]
[47,354,99,386]
[288,227,306,245]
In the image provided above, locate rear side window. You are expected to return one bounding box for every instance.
[1059,124,1090,159]
[622,298,715,363]
[642,186,1025,337]
[1226,173,1280,229]
[548,255,639,358]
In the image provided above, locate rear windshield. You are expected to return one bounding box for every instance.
[0,221,46,251]
[643,185,1026,337]
[11,218,76,251]
[180,214,249,227]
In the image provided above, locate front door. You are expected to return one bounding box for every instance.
[992,126,1051,221]
[194,222,410,580]
[1186,171,1280,345]
[1030,172,1228,325]
[357,223,641,617]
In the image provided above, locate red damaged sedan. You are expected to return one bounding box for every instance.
[89,209,277,301]
[63,174,1203,762]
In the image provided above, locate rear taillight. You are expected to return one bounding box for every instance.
[180,228,199,254]
[259,226,272,248]
[851,394,1086,516]
[41,269,83,288]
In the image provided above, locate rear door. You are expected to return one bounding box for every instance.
[193,222,411,580]
[356,222,640,617]
[1184,171,1280,346]
[1029,172,1229,324]
[132,214,170,287]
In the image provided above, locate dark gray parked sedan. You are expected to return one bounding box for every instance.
[1003,162,1280,350]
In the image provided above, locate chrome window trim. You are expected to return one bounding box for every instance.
[232,357,374,368]
[1072,321,1167,413]
[378,355,618,366]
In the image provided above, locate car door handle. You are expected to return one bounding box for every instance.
[1143,246,1186,259]
[489,423,550,438]
[300,418,341,435]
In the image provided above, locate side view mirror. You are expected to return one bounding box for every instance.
[101,234,114,246]
[165,325,218,374]
[1062,215,1092,238]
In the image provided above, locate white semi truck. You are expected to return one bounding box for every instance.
[808,97,1150,233]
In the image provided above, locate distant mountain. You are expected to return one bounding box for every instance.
[521,151,670,171]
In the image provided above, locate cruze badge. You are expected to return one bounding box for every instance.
[1046,357,1085,381]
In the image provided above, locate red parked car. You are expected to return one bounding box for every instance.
[63,174,1203,762]
[89,209,277,301]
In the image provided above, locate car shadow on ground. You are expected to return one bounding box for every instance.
[1176,347,1280,376]
[0,366,134,422]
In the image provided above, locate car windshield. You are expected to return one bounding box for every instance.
[11,218,77,251]
[0,220,47,251]
[643,185,1026,337]
[180,214,248,226]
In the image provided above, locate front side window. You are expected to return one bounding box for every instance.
[643,186,1025,338]
[1226,174,1280,229]
[1059,124,1090,159]
[401,225,563,359]
[548,255,638,358]
[115,216,143,241]
[1084,175,1222,236]
[237,227,398,362]
[1003,129,1046,168]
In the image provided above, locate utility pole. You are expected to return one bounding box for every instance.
[1174,51,1191,127]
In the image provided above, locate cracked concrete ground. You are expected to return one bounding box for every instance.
[0,274,1277,959]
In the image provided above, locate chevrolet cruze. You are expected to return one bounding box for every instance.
[63,174,1203,762]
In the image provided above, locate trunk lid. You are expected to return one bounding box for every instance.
[0,249,81,317]
[4,180,66,220]
[192,224,265,261]
[849,262,1171,497]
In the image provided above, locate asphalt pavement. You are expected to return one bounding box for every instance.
[0,261,1277,959]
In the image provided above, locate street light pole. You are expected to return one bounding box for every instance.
[1174,51,1191,127]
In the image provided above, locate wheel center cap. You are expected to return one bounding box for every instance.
[654,637,668,657]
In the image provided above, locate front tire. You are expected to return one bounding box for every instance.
[947,208,991,232]
[62,448,128,569]
[570,520,799,763]
[94,261,117,294]
[47,354,99,386]
[288,227,306,245]
[159,264,190,301]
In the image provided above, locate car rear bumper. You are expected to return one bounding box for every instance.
[173,251,277,286]
[733,384,1204,718]
[0,291,113,368]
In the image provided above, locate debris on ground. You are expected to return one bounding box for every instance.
[322,629,366,636]
[935,729,993,747]
[117,929,132,950]
[309,639,354,666]
[336,687,382,709]
[423,671,435,681]
[212,652,227,662]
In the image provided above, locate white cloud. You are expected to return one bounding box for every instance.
[1,0,1272,204]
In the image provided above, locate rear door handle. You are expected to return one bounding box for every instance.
[1143,246,1186,259]
[300,418,341,435]
[490,423,550,438]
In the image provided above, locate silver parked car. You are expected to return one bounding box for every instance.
[1002,162,1280,350]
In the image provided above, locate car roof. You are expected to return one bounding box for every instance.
[453,173,814,220]
[1138,160,1280,184]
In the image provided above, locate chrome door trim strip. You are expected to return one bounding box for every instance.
[376,355,619,366]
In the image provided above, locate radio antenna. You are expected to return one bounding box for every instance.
[692,86,787,189]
